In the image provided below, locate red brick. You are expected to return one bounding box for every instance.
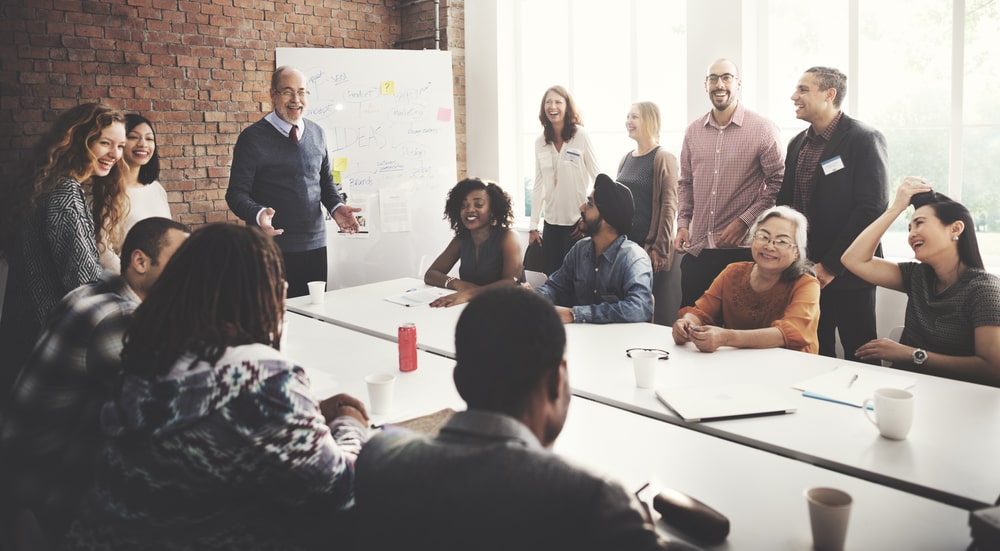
[2,0,463,228]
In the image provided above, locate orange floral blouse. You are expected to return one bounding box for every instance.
[679,261,820,353]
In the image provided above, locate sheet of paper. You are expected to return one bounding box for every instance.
[379,190,412,233]
[336,194,371,238]
[384,288,454,307]
[793,365,916,407]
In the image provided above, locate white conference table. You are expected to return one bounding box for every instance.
[557,397,973,550]
[285,309,974,549]
[288,278,1000,509]
[287,277,463,356]
[281,311,464,426]
[562,323,1000,510]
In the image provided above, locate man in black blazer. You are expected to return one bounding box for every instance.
[777,66,888,363]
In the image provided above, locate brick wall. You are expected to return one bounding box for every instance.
[0,0,465,228]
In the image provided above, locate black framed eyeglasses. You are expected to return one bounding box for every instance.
[625,348,669,360]
[705,73,736,85]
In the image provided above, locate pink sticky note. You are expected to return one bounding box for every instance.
[437,107,452,122]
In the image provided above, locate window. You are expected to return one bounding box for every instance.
[497,0,1000,267]
[501,0,687,221]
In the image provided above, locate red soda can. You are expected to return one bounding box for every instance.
[398,323,418,372]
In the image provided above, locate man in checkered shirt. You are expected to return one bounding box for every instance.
[0,217,188,542]
[675,58,785,308]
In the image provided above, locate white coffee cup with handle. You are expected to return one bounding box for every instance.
[863,388,914,440]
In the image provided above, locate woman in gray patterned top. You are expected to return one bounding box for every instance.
[0,103,128,394]
[843,178,1000,387]
[617,102,680,325]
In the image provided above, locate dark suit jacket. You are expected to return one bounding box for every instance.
[777,113,889,291]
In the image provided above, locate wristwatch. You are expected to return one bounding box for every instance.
[912,348,928,365]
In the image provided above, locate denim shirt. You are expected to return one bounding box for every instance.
[536,235,653,323]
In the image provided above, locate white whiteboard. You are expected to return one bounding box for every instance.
[276,48,457,289]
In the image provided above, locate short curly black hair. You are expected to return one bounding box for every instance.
[443,178,514,236]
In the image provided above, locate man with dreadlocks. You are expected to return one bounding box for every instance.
[62,224,369,551]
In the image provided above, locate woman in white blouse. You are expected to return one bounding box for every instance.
[100,114,172,272]
[530,86,600,275]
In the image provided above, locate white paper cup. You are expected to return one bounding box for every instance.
[805,487,852,551]
[307,281,326,304]
[279,317,289,350]
[365,373,396,415]
[630,350,661,389]
[863,388,914,440]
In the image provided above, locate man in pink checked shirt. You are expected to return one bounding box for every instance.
[675,58,785,308]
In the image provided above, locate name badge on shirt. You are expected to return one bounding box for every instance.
[564,149,583,167]
[820,155,845,176]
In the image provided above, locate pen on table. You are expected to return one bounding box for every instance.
[848,374,859,388]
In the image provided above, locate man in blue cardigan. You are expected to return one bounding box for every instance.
[227,66,360,297]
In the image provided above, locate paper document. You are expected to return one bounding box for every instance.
[384,288,454,307]
[793,365,916,407]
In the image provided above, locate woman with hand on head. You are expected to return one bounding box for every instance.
[63,224,370,550]
[0,103,128,384]
[424,178,523,308]
[673,206,820,353]
[618,101,680,325]
[530,86,601,275]
[842,178,1000,387]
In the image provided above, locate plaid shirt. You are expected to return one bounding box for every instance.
[677,103,785,256]
[792,111,843,213]
[0,272,139,530]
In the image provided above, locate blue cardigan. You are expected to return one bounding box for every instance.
[226,117,344,253]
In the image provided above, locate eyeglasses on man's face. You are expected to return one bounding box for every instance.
[705,73,736,85]
[277,88,310,99]
[752,232,796,250]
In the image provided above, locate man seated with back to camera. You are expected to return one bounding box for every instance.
[353,287,696,550]
[534,173,654,323]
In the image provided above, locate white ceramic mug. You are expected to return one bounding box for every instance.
[365,373,396,415]
[863,388,914,440]
[307,281,327,304]
[805,486,852,551]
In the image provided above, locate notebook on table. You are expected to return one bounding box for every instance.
[655,383,800,422]
[793,365,916,408]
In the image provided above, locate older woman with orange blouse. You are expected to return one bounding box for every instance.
[672,206,820,353]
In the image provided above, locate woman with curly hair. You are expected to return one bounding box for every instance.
[0,102,128,386]
[424,178,523,308]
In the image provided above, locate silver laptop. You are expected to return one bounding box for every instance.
[655,383,800,422]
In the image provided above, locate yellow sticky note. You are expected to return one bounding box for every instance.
[333,171,341,184]
[380,80,395,95]
[333,158,348,172]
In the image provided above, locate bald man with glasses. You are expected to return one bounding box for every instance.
[675,58,786,310]
[227,65,361,298]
